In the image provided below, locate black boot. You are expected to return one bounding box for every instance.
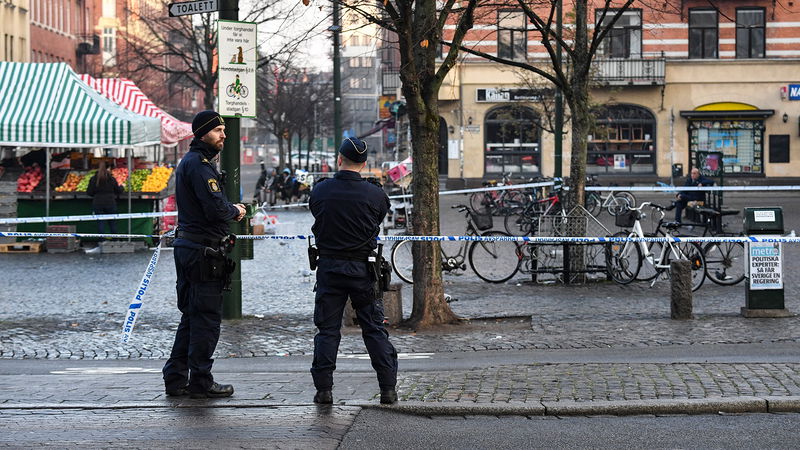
[380,389,398,404]
[190,382,234,399]
[314,390,333,404]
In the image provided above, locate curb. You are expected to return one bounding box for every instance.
[352,396,800,417]
[3,397,800,416]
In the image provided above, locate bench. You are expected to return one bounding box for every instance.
[683,188,739,234]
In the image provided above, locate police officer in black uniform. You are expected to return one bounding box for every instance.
[162,110,246,399]
[309,137,398,405]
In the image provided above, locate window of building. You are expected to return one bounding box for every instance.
[596,9,642,58]
[484,106,540,175]
[689,9,718,59]
[362,57,373,67]
[736,8,765,58]
[588,104,656,174]
[349,57,360,67]
[497,10,526,61]
[103,27,115,54]
[689,120,764,175]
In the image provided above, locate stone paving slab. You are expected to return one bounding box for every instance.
[0,405,359,449]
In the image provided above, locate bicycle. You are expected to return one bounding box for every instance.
[676,205,745,286]
[468,173,527,216]
[503,186,564,236]
[391,205,522,283]
[607,202,707,291]
[226,83,249,98]
[584,187,636,217]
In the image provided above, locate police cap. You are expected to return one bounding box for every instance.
[339,137,368,163]
[192,110,225,138]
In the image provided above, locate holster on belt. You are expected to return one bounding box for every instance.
[202,234,237,291]
[368,244,392,300]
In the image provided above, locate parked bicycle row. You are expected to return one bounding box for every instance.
[389,200,746,292]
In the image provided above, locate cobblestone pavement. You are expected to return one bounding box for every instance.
[0,405,358,449]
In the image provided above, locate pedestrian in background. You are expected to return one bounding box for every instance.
[669,167,714,223]
[86,160,122,235]
[162,110,247,399]
[308,137,398,405]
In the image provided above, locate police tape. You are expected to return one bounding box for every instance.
[234,234,800,244]
[120,241,162,344]
[3,231,800,243]
[0,211,177,226]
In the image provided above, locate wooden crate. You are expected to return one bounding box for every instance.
[46,225,77,252]
[0,242,42,253]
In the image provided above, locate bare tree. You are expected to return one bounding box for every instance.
[118,0,323,111]
[328,0,484,328]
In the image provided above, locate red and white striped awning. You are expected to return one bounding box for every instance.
[79,74,193,146]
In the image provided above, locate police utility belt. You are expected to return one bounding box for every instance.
[176,230,237,291]
[308,241,392,293]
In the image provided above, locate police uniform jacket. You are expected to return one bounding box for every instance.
[174,138,239,247]
[310,170,389,254]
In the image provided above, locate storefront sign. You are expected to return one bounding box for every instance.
[476,88,548,102]
[748,242,783,290]
[465,125,481,133]
[789,84,800,101]
[218,20,257,118]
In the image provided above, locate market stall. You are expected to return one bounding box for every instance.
[0,62,164,239]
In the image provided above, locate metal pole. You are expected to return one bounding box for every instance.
[333,0,342,169]
[220,0,242,320]
[553,0,563,179]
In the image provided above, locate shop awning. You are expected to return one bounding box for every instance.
[0,62,161,148]
[79,74,193,147]
[680,110,775,119]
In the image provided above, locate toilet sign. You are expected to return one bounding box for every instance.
[168,0,219,17]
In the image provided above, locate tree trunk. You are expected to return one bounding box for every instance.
[278,136,285,170]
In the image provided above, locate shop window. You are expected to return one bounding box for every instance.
[498,10,526,61]
[588,104,655,174]
[689,9,718,59]
[736,8,765,59]
[596,9,641,58]
[484,106,540,175]
[689,120,764,175]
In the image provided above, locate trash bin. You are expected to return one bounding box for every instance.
[742,207,788,316]
[672,163,683,178]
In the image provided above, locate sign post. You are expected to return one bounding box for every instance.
[168,0,219,17]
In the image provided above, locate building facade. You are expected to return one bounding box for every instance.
[29,0,97,72]
[1,0,30,63]
[341,8,383,161]
[438,1,800,185]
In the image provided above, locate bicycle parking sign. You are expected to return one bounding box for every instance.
[218,20,257,118]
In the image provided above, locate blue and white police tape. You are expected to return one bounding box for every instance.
[0,210,177,226]
[120,231,173,343]
[233,234,800,244]
[0,231,164,239]
[4,231,800,243]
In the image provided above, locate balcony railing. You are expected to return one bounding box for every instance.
[592,54,665,86]
[382,70,401,96]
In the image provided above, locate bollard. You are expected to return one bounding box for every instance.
[670,259,693,320]
[343,283,404,327]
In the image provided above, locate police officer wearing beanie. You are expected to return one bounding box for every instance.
[162,110,247,399]
[309,137,398,405]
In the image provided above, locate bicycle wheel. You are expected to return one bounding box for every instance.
[606,236,642,284]
[469,192,488,214]
[504,208,536,236]
[468,231,522,283]
[240,85,249,98]
[584,193,601,216]
[666,242,706,291]
[635,232,662,281]
[616,191,636,210]
[390,239,414,284]
[703,241,745,286]
[500,190,525,214]
[606,194,631,216]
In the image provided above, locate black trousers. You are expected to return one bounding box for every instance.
[311,258,398,391]
[162,246,223,393]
